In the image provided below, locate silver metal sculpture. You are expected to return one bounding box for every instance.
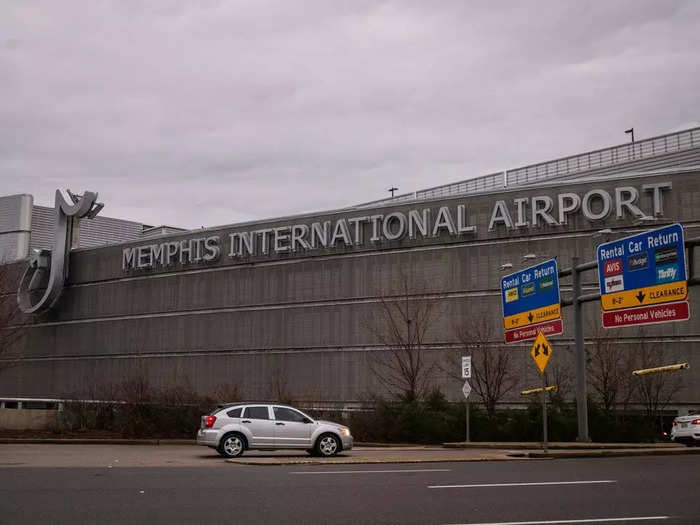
[17,189,103,314]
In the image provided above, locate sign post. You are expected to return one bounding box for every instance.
[529,331,554,453]
[597,223,690,328]
[500,259,563,344]
[462,358,472,443]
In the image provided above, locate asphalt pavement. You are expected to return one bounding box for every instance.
[1,445,699,524]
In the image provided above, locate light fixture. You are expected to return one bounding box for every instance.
[499,263,513,271]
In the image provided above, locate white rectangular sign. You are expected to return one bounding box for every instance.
[461,356,472,379]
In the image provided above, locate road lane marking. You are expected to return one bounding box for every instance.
[429,480,615,489]
[290,468,452,475]
[443,517,669,525]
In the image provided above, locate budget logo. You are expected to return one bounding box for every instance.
[657,264,679,283]
[604,275,624,293]
[521,283,535,297]
[603,258,622,276]
[505,288,519,303]
[627,252,648,271]
[654,247,678,265]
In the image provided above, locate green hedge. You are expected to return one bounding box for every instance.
[347,392,674,443]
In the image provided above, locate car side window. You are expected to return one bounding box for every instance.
[243,406,270,420]
[226,407,242,418]
[273,407,307,423]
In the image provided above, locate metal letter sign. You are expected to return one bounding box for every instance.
[501,258,563,343]
[461,356,472,379]
[530,331,553,375]
[17,189,103,314]
[597,223,690,328]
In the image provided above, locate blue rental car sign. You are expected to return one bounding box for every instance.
[596,223,690,328]
[500,259,562,343]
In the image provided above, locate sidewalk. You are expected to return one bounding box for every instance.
[1,438,698,467]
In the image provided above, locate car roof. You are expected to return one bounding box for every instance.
[216,402,299,410]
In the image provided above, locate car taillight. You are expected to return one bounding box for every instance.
[205,415,217,428]
[692,419,700,425]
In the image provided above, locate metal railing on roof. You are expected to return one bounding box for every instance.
[354,126,700,208]
[506,127,700,186]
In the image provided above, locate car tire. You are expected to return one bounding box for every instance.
[306,448,318,456]
[218,433,246,458]
[315,433,340,457]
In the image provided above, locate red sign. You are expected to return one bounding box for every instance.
[505,319,563,344]
[603,258,623,276]
[602,301,690,328]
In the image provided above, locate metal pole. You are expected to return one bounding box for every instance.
[572,256,590,441]
[542,373,548,454]
[466,399,470,443]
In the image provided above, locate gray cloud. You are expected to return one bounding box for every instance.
[2,1,699,228]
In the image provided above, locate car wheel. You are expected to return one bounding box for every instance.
[219,433,246,458]
[315,433,340,457]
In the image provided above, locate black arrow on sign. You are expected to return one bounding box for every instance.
[636,291,646,303]
[534,344,540,356]
[542,344,549,356]
[528,312,534,323]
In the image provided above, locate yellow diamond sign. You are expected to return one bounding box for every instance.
[530,331,553,375]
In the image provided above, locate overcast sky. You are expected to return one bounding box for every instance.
[2,1,699,229]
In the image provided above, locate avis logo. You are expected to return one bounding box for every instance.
[657,264,679,283]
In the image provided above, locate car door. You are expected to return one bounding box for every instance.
[272,406,313,447]
[240,405,275,447]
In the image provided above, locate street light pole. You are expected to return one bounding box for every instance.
[572,256,591,442]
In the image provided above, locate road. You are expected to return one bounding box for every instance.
[1,448,699,524]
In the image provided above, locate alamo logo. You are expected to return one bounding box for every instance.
[657,264,679,283]
[604,275,625,293]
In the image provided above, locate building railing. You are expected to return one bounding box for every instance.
[355,126,700,208]
[506,126,700,186]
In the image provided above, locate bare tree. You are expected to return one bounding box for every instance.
[366,274,440,402]
[546,357,574,407]
[586,325,637,416]
[0,262,26,373]
[452,315,518,416]
[633,338,684,425]
[269,358,294,405]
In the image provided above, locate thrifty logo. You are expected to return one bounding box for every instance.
[505,288,519,303]
[656,264,679,283]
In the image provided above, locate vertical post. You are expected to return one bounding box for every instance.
[542,373,548,454]
[572,256,590,441]
[465,399,470,443]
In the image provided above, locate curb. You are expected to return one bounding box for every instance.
[443,442,682,450]
[0,438,196,446]
[226,456,525,466]
[509,448,700,459]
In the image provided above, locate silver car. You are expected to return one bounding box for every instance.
[196,403,353,458]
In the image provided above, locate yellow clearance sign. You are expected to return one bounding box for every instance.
[504,303,561,330]
[530,331,553,375]
[600,281,688,311]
